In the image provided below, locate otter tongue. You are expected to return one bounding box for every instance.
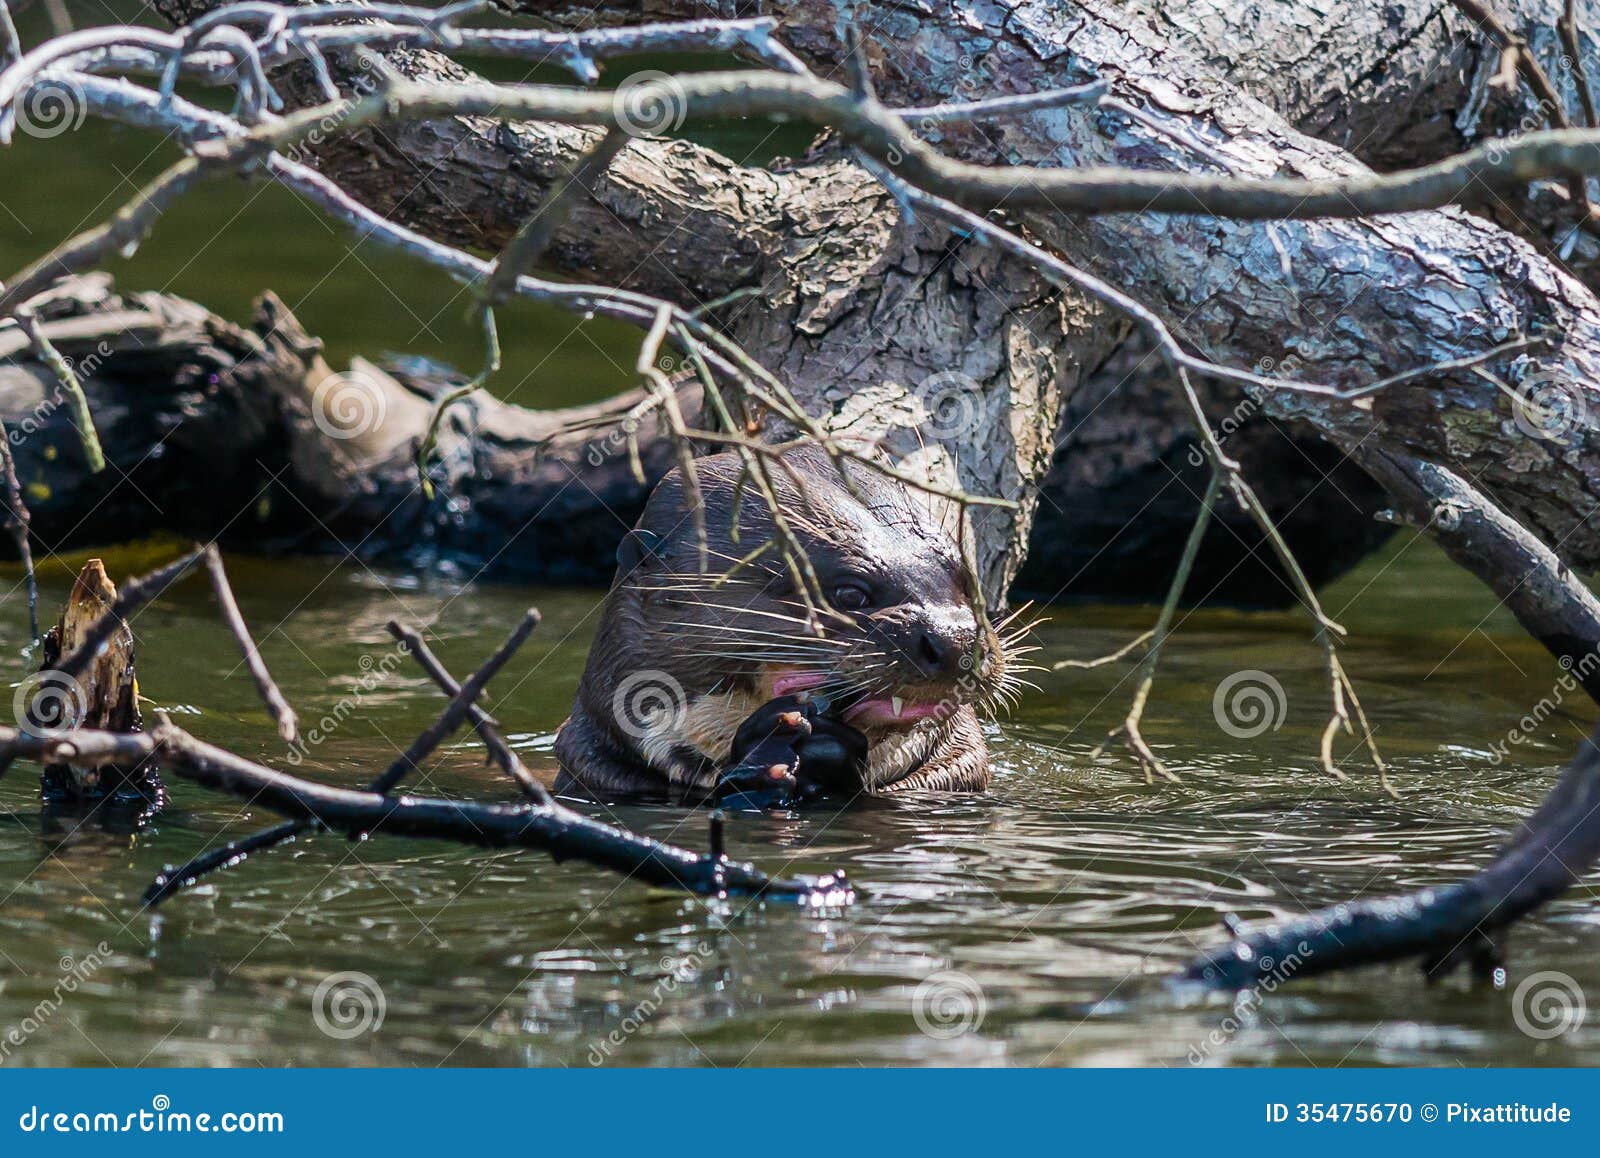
[771,671,828,697]
[845,697,946,725]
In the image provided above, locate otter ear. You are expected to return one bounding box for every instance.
[616,528,665,579]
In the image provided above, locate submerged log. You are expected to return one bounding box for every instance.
[0,277,694,585]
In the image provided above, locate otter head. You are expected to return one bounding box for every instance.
[572,445,1011,791]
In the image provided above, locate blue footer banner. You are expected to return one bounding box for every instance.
[0,1069,1593,1154]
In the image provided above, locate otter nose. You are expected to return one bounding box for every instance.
[911,611,976,679]
[917,630,954,674]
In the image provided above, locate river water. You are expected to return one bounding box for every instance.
[0,542,1596,1067]
[0,57,1597,1069]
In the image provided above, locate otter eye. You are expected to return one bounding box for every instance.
[830,582,872,611]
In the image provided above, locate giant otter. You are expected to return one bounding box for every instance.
[554,446,1017,801]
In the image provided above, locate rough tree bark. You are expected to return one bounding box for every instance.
[129,0,1404,607]
[27,0,1600,622]
[500,3,1600,604]
[526,1,1600,593]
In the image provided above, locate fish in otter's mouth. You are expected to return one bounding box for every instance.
[553,445,1038,800]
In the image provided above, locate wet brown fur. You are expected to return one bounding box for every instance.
[554,447,1008,800]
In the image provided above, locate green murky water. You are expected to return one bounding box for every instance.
[1,39,1598,1069]
[1,541,1596,1068]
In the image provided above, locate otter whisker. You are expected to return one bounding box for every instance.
[678,653,842,667]
[670,646,843,662]
[995,601,1047,633]
[697,624,851,646]
[658,621,851,648]
[666,639,851,660]
[1001,623,1046,645]
[995,600,1034,627]
[662,601,847,636]
[714,603,843,629]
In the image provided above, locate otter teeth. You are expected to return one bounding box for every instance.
[891,695,904,718]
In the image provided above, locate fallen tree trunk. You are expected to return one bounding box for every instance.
[18,4,1600,623]
[166,0,1600,610]
[508,0,1600,662]
[658,1,1600,572]
[513,0,1600,604]
[133,0,1412,607]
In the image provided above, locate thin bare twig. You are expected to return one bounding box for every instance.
[12,307,105,472]
[1089,473,1220,784]
[1052,630,1155,670]
[373,610,540,795]
[384,619,552,806]
[148,607,541,903]
[203,545,297,743]
[0,422,37,644]
[1560,0,1598,128]
[485,128,631,308]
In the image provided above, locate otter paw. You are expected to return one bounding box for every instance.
[717,697,810,809]
[724,695,869,803]
[791,715,869,798]
[714,760,799,810]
